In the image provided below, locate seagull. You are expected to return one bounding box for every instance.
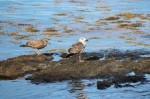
[67,37,88,62]
[20,38,49,55]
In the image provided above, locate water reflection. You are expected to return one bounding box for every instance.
[68,80,88,99]
[52,53,62,61]
[54,0,62,5]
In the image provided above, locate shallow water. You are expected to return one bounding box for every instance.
[0,74,150,99]
[0,0,150,60]
[0,0,150,98]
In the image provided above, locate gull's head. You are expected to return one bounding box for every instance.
[42,38,49,43]
[79,37,88,43]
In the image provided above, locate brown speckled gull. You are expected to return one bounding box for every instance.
[20,38,49,55]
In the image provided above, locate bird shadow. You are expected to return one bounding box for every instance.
[42,53,54,56]
[60,53,101,61]
[85,56,100,61]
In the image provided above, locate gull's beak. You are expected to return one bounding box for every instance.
[86,39,88,42]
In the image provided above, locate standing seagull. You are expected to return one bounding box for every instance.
[20,38,49,55]
[68,37,88,62]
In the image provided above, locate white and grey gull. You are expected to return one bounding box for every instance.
[20,38,49,55]
[67,37,88,62]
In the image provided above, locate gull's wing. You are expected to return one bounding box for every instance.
[26,40,44,49]
[68,42,85,54]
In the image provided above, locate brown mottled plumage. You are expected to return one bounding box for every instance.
[20,38,49,55]
[68,42,85,54]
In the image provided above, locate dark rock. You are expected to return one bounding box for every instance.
[102,16,120,20]
[87,83,94,87]
[97,80,111,90]
[115,84,134,88]
[0,54,53,79]
[0,75,18,80]
[112,75,146,84]
[105,49,150,61]
[97,75,147,90]
[85,56,100,60]
[60,53,68,58]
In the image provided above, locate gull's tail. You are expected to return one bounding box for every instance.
[20,44,28,47]
[65,53,75,58]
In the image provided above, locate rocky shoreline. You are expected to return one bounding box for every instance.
[0,50,150,88]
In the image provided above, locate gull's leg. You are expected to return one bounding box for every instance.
[36,49,40,55]
[38,49,40,55]
[79,54,84,62]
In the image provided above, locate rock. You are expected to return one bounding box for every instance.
[97,75,147,90]
[0,51,150,83]
[97,80,111,90]
[0,54,53,79]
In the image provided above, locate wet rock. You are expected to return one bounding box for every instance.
[114,84,134,88]
[60,53,68,58]
[27,57,150,83]
[0,51,150,83]
[97,75,147,90]
[85,56,99,60]
[0,54,53,79]
[97,80,111,90]
[0,75,18,80]
[105,50,150,61]
[102,16,120,20]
